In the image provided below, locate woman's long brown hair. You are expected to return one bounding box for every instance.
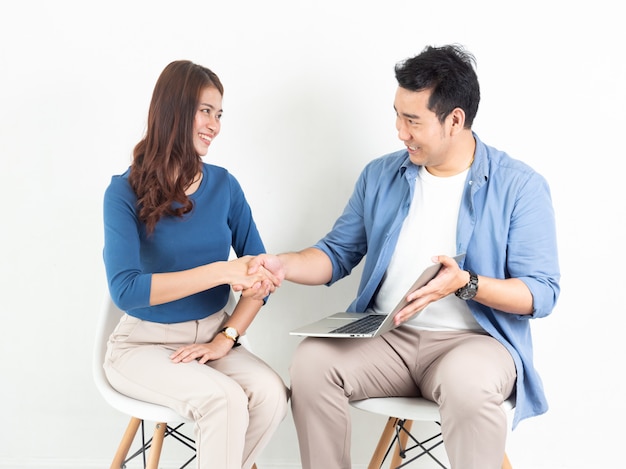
[128,60,224,235]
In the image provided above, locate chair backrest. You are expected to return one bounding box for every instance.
[92,295,125,402]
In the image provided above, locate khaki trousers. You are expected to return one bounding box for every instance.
[104,310,289,469]
[290,327,516,469]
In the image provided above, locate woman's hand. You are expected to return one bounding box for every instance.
[169,333,235,364]
[229,255,280,300]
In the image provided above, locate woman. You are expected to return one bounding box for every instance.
[102,60,288,469]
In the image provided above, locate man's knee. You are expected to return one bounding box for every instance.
[289,338,336,386]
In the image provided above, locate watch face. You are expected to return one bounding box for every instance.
[224,327,238,340]
[455,271,478,300]
[459,288,476,300]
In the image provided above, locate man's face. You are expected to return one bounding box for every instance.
[394,87,455,175]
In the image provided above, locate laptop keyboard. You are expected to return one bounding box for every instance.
[330,314,387,334]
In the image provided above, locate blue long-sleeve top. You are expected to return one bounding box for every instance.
[103,163,265,323]
[313,133,560,428]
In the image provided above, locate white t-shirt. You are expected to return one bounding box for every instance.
[372,166,482,331]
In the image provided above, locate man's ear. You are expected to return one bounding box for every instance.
[448,107,466,135]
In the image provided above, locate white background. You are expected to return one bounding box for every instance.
[1,1,624,468]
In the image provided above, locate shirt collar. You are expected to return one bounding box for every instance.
[396,132,489,182]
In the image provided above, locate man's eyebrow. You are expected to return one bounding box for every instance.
[400,112,420,119]
[393,105,419,120]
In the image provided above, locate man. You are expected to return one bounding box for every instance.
[247,44,560,468]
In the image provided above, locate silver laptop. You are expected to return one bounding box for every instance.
[290,254,465,338]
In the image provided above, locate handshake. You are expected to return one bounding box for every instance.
[228,254,285,300]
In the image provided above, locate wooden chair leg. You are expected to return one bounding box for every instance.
[369,415,512,469]
[146,422,167,469]
[390,419,413,468]
[110,417,141,469]
[369,417,400,469]
[502,452,513,469]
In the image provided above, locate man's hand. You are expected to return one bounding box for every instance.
[247,254,286,282]
[228,256,281,300]
[393,255,465,325]
[232,254,285,298]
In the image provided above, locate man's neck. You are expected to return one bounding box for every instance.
[426,131,476,177]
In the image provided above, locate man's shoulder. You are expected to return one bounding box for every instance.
[373,148,409,163]
[476,137,539,178]
[474,139,550,197]
[364,149,409,172]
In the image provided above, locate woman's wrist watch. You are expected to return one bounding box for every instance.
[455,270,478,300]
[219,326,241,347]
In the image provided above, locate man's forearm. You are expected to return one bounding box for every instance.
[279,247,333,285]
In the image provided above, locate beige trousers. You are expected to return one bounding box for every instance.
[289,327,516,469]
[104,310,289,469]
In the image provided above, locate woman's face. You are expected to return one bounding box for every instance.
[193,86,223,156]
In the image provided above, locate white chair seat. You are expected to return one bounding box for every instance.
[94,369,190,425]
[351,395,515,422]
[350,396,515,469]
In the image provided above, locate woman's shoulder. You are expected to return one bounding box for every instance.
[202,162,228,175]
[105,167,134,197]
[202,163,242,188]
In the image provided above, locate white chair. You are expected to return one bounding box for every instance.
[350,396,515,469]
[93,292,256,469]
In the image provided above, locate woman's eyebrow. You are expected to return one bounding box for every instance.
[199,103,223,112]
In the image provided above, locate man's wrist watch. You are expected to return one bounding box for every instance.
[455,270,478,300]
[219,326,240,347]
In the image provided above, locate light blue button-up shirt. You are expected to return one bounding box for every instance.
[314,133,560,428]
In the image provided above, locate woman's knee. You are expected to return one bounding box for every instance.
[189,378,249,422]
[249,368,289,408]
